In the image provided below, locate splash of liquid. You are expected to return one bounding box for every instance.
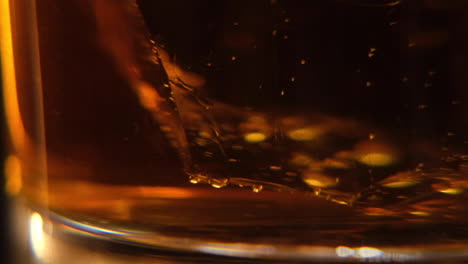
[92,0,193,173]
[92,1,468,218]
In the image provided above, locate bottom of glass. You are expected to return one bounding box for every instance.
[47,215,468,263]
[10,196,468,264]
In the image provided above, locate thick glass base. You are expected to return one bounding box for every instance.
[10,190,468,264]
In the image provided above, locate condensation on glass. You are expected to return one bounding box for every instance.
[2,0,468,262]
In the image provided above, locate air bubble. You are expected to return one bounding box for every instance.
[252,184,264,193]
[189,177,200,184]
[209,178,229,188]
[189,174,208,184]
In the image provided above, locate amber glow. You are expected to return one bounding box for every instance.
[363,207,399,217]
[1,0,27,152]
[287,127,321,141]
[240,115,272,142]
[135,81,164,111]
[244,132,267,143]
[380,171,421,188]
[409,211,430,217]
[355,141,398,167]
[303,172,338,188]
[438,187,464,195]
[138,186,195,199]
[359,153,394,166]
[1,0,48,205]
[4,154,22,195]
[432,182,465,195]
[289,152,315,168]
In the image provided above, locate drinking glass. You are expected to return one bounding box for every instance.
[2,0,468,263]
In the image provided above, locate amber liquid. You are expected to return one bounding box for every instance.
[6,0,468,262]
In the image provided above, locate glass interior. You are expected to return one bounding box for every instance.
[2,0,468,262]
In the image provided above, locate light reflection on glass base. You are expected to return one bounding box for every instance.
[9,198,468,264]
